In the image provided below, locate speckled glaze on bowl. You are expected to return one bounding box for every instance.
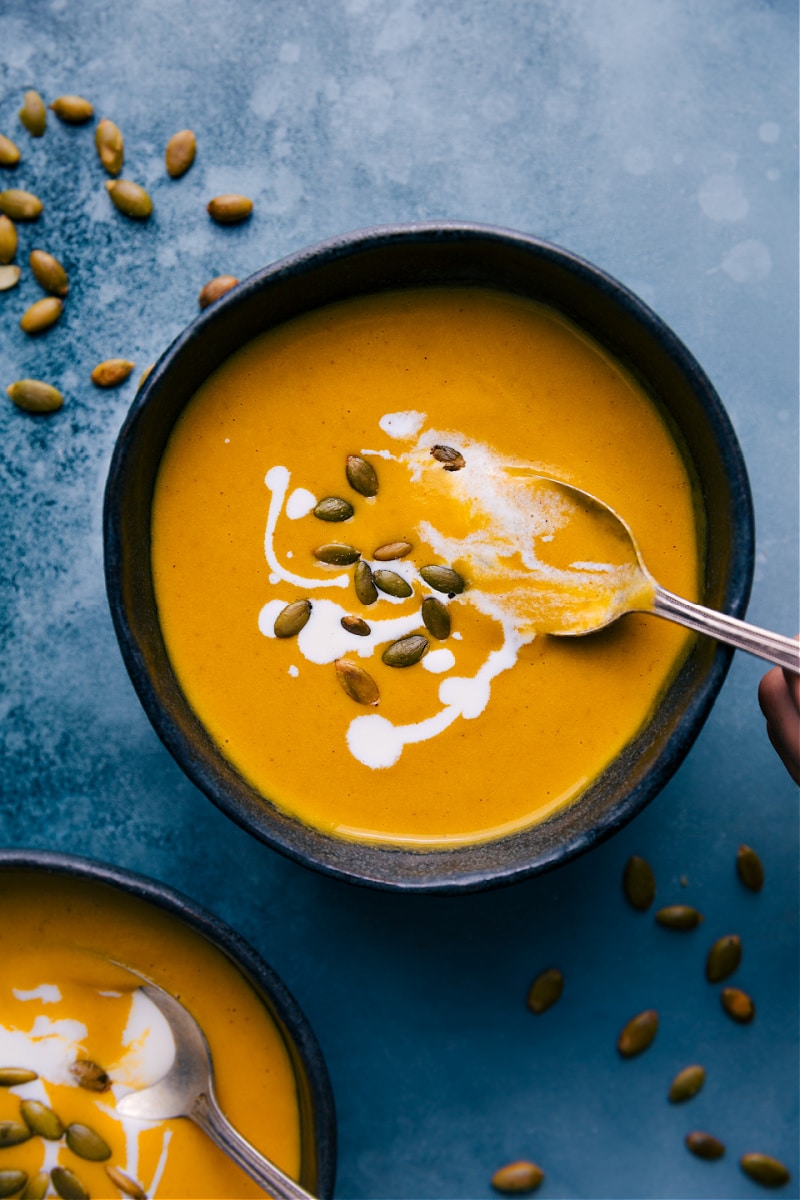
[103,222,754,893]
[0,848,336,1197]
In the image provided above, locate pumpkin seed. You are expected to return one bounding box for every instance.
[737,844,764,892]
[106,179,152,219]
[373,569,412,599]
[199,274,238,309]
[19,91,46,137]
[0,1171,28,1199]
[382,634,428,668]
[721,986,755,1023]
[91,359,135,388]
[138,364,154,389]
[65,1122,112,1161]
[69,1058,110,1092]
[314,543,361,566]
[335,659,379,706]
[526,967,563,1015]
[420,564,465,595]
[341,615,371,637]
[95,118,124,175]
[490,1160,544,1193]
[49,95,94,124]
[622,855,656,911]
[273,599,312,638]
[668,1064,705,1103]
[313,496,354,523]
[20,296,62,335]
[6,379,63,414]
[20,1169,48,1199]
[617,1009,658,1057]
[0,1122,30,1147]
[431,443,465,471]
[685,1132,725,1161]
[50,1166,89,1200]
[165,129,196,178]
[0,215,17,262]
[421,596,450,640]
[655,904,702,930]
[20,1099,63,1140]
[345,454,378,497]
[0,265,20,291]
[373,541,413,561]
[29,249,69,296]
[0,189,42,220]
[0,1068,37,1087]
[206,193,252,224]
[740,1153,791,1188]
[104,1165,146,1199]
[0,135,21,168]
[354,560,378,605]
[706,934,741,983]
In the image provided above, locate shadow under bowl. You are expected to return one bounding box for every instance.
[103,222,754,893]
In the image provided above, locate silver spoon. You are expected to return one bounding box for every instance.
[508,473,799,673]
[116,982,316,1200]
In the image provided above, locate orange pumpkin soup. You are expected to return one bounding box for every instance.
[151,287,701,846]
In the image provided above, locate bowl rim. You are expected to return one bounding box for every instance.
[103,220,755,894]
[0,847,337,1197]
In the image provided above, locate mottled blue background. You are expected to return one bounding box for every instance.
[0,2,797,1197]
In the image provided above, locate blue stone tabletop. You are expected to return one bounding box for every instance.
[0,2,797,1197]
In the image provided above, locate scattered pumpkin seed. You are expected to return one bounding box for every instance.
[685,1131,725,1161]
[0,264,20,291]
[314,543,361,566]
[354,560,378,605]
[6,379,63,414]
[341,615,371,637]
[0,1068,37,1087]
[49,95,94,124]
[0,1171,28,1199]
[373,569,413,598]
[526,967,564,1015]
[0,214,17,262]
[199,274,239,309]
[491,1160,544,1194]
[91,358,135,388]
[668,1064,706,1103]
[95,117,124,175]
[0,1122,30,1147]
[431,443,466,471]
[335,659,379,706]
[617,1009,658,1057]
[420,564,465,595]
[706,934,741,983]
[373,541,413,561]
[165,129,197,178]
[0,134,21,168]
[421,595,451,640]
[206,193,253,224]
[50,1166,89,1200]
[18,91,46,137]
[0,189,43,220]
[382,634,428,667]
[20,1169,48,1199]
[622,854,656,911]
[655,904,702,930]
[273,599,312,638]
[20,296,62,335]
[105,179,152,219]
[69,1058,110,1092]
[740,1153,791,1188]
[737,844,764,892]
[345,454,378,497]
[20,1099,63,1140]
[29,249,69,296]
[104,1165,146,1199]
[313,496,354,523]
[721,986,755,1023]
[65,1122,112,1161]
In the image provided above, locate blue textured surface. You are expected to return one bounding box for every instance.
[1,3,797,1198]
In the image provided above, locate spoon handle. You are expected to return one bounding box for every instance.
[652,586,800,673]
[192,1090,316,1199]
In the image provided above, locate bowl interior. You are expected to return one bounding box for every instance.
[104,223,754,892]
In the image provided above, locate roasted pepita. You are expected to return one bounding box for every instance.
[95,118,124,175]
[705,934,741,983]
[0,189,42,220]
[740,1152,791,1188]
[6,379,63,414]
[655,904,702,930]
[373,569,412,598]
[685,1132,725,1161]
[526,967,564,1015]
[104,1165,147,1199]
[622,854,656,911]
[668,1064,706,1103]
[91,359,135,388]
[617,1009,658,1057]
[313,496,354,523]
[382,634,428,667]
[419,564,465,595]
[20,1099,63,1140]
[0,1170,28,1199]
[345,454,378,497]
[69,1058,110,1092]
[29,249,69,296]
[721,986,755,1023]
[431,443,466,471]
[65,1122,112,1161]
[0,215,17,263]
[20,296,62,334]
[273,599,312,638]
[199,274,239,309]
[49,95,94,124]
[50,1166,89,1200]
[206,193,253,224]
[314,543,361,566]
[354,560,378,605]
[165,129,197,178]
[20,1168,48,1199]
[737,844,765,892]
[490,1160,544,1194]
[421,596,451,640]
[18,91,47,137]
[0,134,21,168]
[0,1122,30,1147]
[373,541,413,561]
[341,615,371,636]
[106,179,152,219]
[335,659,379,706]
[0,265,20,291]
[0,1068,37,1087]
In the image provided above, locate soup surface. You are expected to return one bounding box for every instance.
[151,287,701,846]
[0,871,302,1199]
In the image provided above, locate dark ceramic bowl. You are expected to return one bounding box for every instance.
[103,222,754,893]
[0,848,336,1197]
